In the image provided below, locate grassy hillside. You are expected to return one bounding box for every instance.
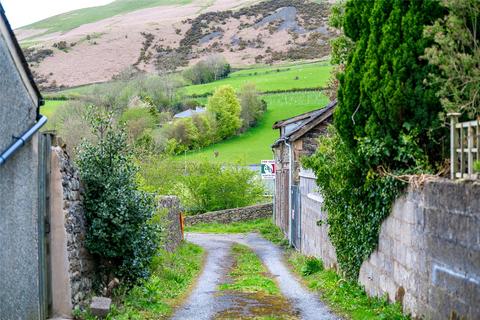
[181,91,329,164]
[185,61,331,96]
[22,0,192,34]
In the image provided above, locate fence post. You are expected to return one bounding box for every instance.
[448,113,461,179]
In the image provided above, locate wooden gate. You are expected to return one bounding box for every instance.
[38,133,53,319]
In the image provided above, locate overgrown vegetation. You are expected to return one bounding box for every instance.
[423,0,480,119]
[75,242,204,319]
[288,253,408,320]
[304,0,446,280]
[77,107,160,284]
[183,55,231,85]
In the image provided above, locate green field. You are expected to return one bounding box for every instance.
[22,0,192,34]
[185,61,331,96]
[182,91,329,164]
[41,100,65,119]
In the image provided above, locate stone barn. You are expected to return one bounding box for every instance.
[272,100,336,247]
[0,3,51,319]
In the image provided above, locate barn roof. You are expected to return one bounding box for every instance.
[272,99,336,147]
[0,2,43,117]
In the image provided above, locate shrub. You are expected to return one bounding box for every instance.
[183,55,231,84]
[207,85,242,140]
[301,257,324,276]
[239,83,267,132]
[77,107,160,284]
[178,161,265,213]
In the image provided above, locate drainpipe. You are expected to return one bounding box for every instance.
[285,139,293,246]
[0,115,48,166]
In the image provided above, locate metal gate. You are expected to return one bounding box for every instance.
[291,185,301,249]
[38,133,53,319]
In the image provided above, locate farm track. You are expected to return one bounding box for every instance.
[171,233,338,320]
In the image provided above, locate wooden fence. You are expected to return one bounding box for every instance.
[449,113,479,179]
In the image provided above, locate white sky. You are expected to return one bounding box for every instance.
[2,0,114,28]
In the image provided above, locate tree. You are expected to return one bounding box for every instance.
[336,0,445,168]
[423,0,480,119]
[183,55,231,84]
[239,83,267,132]
[207,85,242,140]
[305,0,445,280]
[77,107,159,284]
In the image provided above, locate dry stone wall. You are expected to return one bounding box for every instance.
[51,146,95,314]
[185,203,273,226]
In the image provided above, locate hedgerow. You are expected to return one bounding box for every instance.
[304,0,445,280]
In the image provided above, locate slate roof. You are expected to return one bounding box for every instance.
[272,99,336,147]
[174,107,206,119]
[0,2,43,117]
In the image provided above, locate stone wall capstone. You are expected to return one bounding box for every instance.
[185,203,273,226]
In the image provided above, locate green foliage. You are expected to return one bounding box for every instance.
[303,128,404,280]
[336,0,444,164]
[107,242,204,319]
[219,244,280,295]
[178,161,265,213]
[288,252,409,320]
[474,160,480,173]
[239,83,267,132]
[305,0,446,280]
[183,91,329,164]
[184,61,332,96]
[76,107,160,283]
[423,0,480,119]
[183,55,231,85]
[207,85,242,140]
[301,257,324,276]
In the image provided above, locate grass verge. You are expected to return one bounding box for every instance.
[220,244,280,295]
[287,252,409,320]
[105,241,204,319]
[185,218,288,247]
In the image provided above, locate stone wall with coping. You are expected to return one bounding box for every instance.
[359,180,479,319]
[293,174,480,319]
[185,203,273,226]
[50,146,95,317]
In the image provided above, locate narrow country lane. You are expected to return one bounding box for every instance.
[171,233,338,320]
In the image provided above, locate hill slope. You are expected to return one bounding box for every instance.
[17,0,335,90]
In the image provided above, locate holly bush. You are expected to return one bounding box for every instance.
[77,107,160,284]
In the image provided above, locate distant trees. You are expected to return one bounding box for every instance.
[207,85,242,140]
[239,83,267,132]
[183,55,231,84]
